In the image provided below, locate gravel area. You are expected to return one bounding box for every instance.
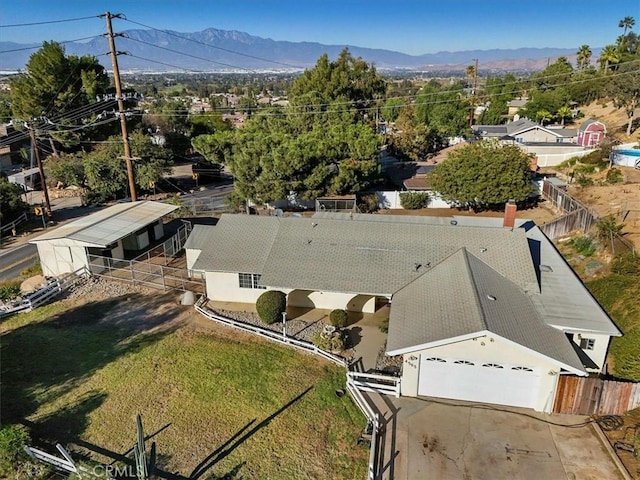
[208,307,328,343]
[64,277,155,302]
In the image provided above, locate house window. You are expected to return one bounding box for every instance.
[580,338,595,350]
[482,363,504,368]
[238,273,266,289]
[454,360,474,366]
[511,366,534,372]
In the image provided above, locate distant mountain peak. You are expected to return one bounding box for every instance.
[0,26,591,73]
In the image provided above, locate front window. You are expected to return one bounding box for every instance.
[238,273,266,289]
[580,338,595,350]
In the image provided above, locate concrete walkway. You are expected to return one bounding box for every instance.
[364,393,627,480]
[346,304,389,372]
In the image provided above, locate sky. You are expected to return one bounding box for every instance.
[0,0,637,55]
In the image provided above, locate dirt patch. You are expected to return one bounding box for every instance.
[566,167,640,250]
[376,202,559,225]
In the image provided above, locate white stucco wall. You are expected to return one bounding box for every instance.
[400,334,562,412]
[376,190,452,209]
[286,290,378,312]
[205,271,266,303]
[186,248,203,278]
[569,333,611,372]
[204,272,382,312]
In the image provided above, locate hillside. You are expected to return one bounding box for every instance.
[577,101,634,143]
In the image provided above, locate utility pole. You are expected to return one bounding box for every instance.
[103,11,137,202]
[468,58,478,128]
[28,123,52,216]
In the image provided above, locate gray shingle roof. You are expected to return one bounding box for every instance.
[387,248,585,372]
[191,215,280,273]
[29,201,177,248]
[260,215,539,295]
[184,224,216,250]
[526,226,621,336]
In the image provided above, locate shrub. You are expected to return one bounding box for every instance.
[312,332,346,352]
[256,290,286,324]
[606,168,623,184]
[357,193,379,213]
[575,173,593,187]
[0,281,21,301]
[569,236,596,256]
[611,252,640,275]
[20,262,42,278]
[0,424,30,475]
[329,309,349,328]
[379,317,389,333]
[400,191,431,210]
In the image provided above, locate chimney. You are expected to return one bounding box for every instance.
[503,199,517,228]
[529,155,538,172]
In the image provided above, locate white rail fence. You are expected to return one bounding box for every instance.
[347,371,401,398]
[194,297,347,366]
[346,374,382,480]
[0,267,88,318]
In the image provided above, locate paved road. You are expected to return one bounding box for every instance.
[0,243,38,281]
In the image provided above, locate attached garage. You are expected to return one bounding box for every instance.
[418,356,542,409]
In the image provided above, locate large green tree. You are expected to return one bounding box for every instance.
[429,140,535,209]
[84,131,173,201]
[9,42,109,145]
[193,52,384,204]
[605,63,640,135]
[0,179,28,223]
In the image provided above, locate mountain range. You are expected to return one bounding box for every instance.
[0,27,599,73]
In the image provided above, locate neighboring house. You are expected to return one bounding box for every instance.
[577,119,606,147]
[189,211,621,412]
[473,118,577,144]
[507,97,528,118]
[30,201,177,277]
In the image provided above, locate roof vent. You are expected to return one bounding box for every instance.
[450,220,458,225]
[486,295,497,301]
[414,263,422,272]
[311,222,318,228]
[539,264,553,272]
[480,247,487,253]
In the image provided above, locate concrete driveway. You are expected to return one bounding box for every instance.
[365,393,627,480]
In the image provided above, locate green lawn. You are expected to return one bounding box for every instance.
[1,294,368,479]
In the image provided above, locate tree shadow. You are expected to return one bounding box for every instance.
[346,326,363,348]
[188,387,313,479]
[1,293,182,444]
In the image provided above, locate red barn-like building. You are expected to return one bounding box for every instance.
[577,119,606,147]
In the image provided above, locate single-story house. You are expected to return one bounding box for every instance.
[189,210,620,412]
[30,200,177,277]
[577,119,606,147]
[473,118,577,144]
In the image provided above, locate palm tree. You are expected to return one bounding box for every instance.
[536,109,552,126]
[619,16,635,35]
[599,45,621,72]
[556,106,573,126]
[576,44,592,71]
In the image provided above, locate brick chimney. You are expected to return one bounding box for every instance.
[503,199,517,228]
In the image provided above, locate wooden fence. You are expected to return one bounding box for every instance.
[540,180,598,239]
[553,375,640,415]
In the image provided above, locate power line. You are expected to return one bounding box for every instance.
[123,35,256,72]
[120,16,306,70]
[0,35,104,54]
[0,15,100,28]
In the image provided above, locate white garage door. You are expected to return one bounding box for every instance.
[418,356,542,409]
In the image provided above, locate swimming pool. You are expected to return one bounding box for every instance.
[615,149,640,157]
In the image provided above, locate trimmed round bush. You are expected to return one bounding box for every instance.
[256,290,286,324]
[329,309,348,328]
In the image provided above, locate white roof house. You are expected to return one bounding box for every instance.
[30,201,177,277]
[189,213,621,412]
